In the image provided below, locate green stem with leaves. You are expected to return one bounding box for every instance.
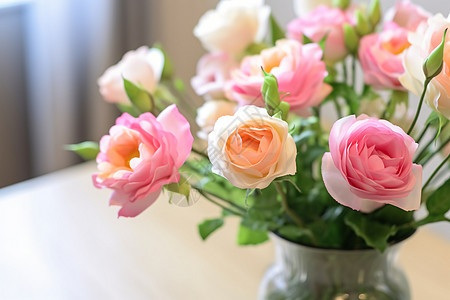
[415,123,431,144]
[351,56,357,91]
[422,153,450,192]
[275,182,305,228]
[407,78,431,135]
[194,188,245,217]
[420,136,450,166]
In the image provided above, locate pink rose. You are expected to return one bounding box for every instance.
[93,105,193,217]
[385,0,430,31]
[98,46,164,104]
[399,14,450,119]
[359,23,410,90]
[227,39,331,114]
[287,5,350,62]
[321,115,422,213]
[191,52,239,100]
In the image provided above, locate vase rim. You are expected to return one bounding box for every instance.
[269,229,416,253]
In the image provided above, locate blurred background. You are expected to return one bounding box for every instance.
[0,0,446,187]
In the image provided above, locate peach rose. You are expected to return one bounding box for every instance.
[227,39,331,114]
[359,23,410,90]
[98,46,164,104]
[208,105,296,189]
[196,100,237,140]
[93,105,193,217]
[321,115,422,213]
[191,52,239,100]
[399,14,450,119]
[385,0,430,31]
[193,0,270,56]
[287,5,351,62]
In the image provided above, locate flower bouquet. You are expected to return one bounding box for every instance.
[69,0,449,299]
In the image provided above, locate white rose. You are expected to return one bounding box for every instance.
[399,14,450,119]
[293,0,333,17]
[208,105,297,189]
[98,46,164,104]
[193,0,271,56]
[196,100,237,140]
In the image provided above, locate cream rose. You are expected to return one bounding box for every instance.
[196,100,237,140]
[97,46,164,105]
[293,0,333,17]
[399,14,450,119]
[208,105,297,189]
[193,0,271,56]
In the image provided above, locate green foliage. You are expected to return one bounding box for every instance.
[65,141,99,160]
[426,178,450,217]
[165,176,191,204]
[123,78,154,113]
[269,14,285,45]
[237,223,269,245]
[345,211,397,252]
[153,43,174,80]
[198,218,224,240]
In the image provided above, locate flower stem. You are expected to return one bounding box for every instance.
[407,78,431,135]
[421,135,450,166]
[275,182,305,228]
[194,188,245,216]
[333,98,343,119]
[422,153,450,192]
[415,123,431,144]
[343,61,348,84]
[351,56,357,91]
[190,184,246,213]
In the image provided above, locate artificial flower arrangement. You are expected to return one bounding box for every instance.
[69,0,450,254]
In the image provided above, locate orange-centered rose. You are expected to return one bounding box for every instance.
[208,105,296,189]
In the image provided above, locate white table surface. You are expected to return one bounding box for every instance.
[0,162,449,300]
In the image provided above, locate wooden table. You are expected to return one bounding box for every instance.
[0,162,449,299]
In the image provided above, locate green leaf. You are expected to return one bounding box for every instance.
[237,223,268,245]
[372,205,414,226]
[302,34,314,45]
[269,14,285,45]
[426,178,450,216]
[165,176,191,204]
[123,78,153,113]
[65,141,99,160]
[198,218,224,240]
[153,43,173,80]
[345,211,397,252]
[277,225,312,241]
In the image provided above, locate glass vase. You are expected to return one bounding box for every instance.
[258,233,410,300]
